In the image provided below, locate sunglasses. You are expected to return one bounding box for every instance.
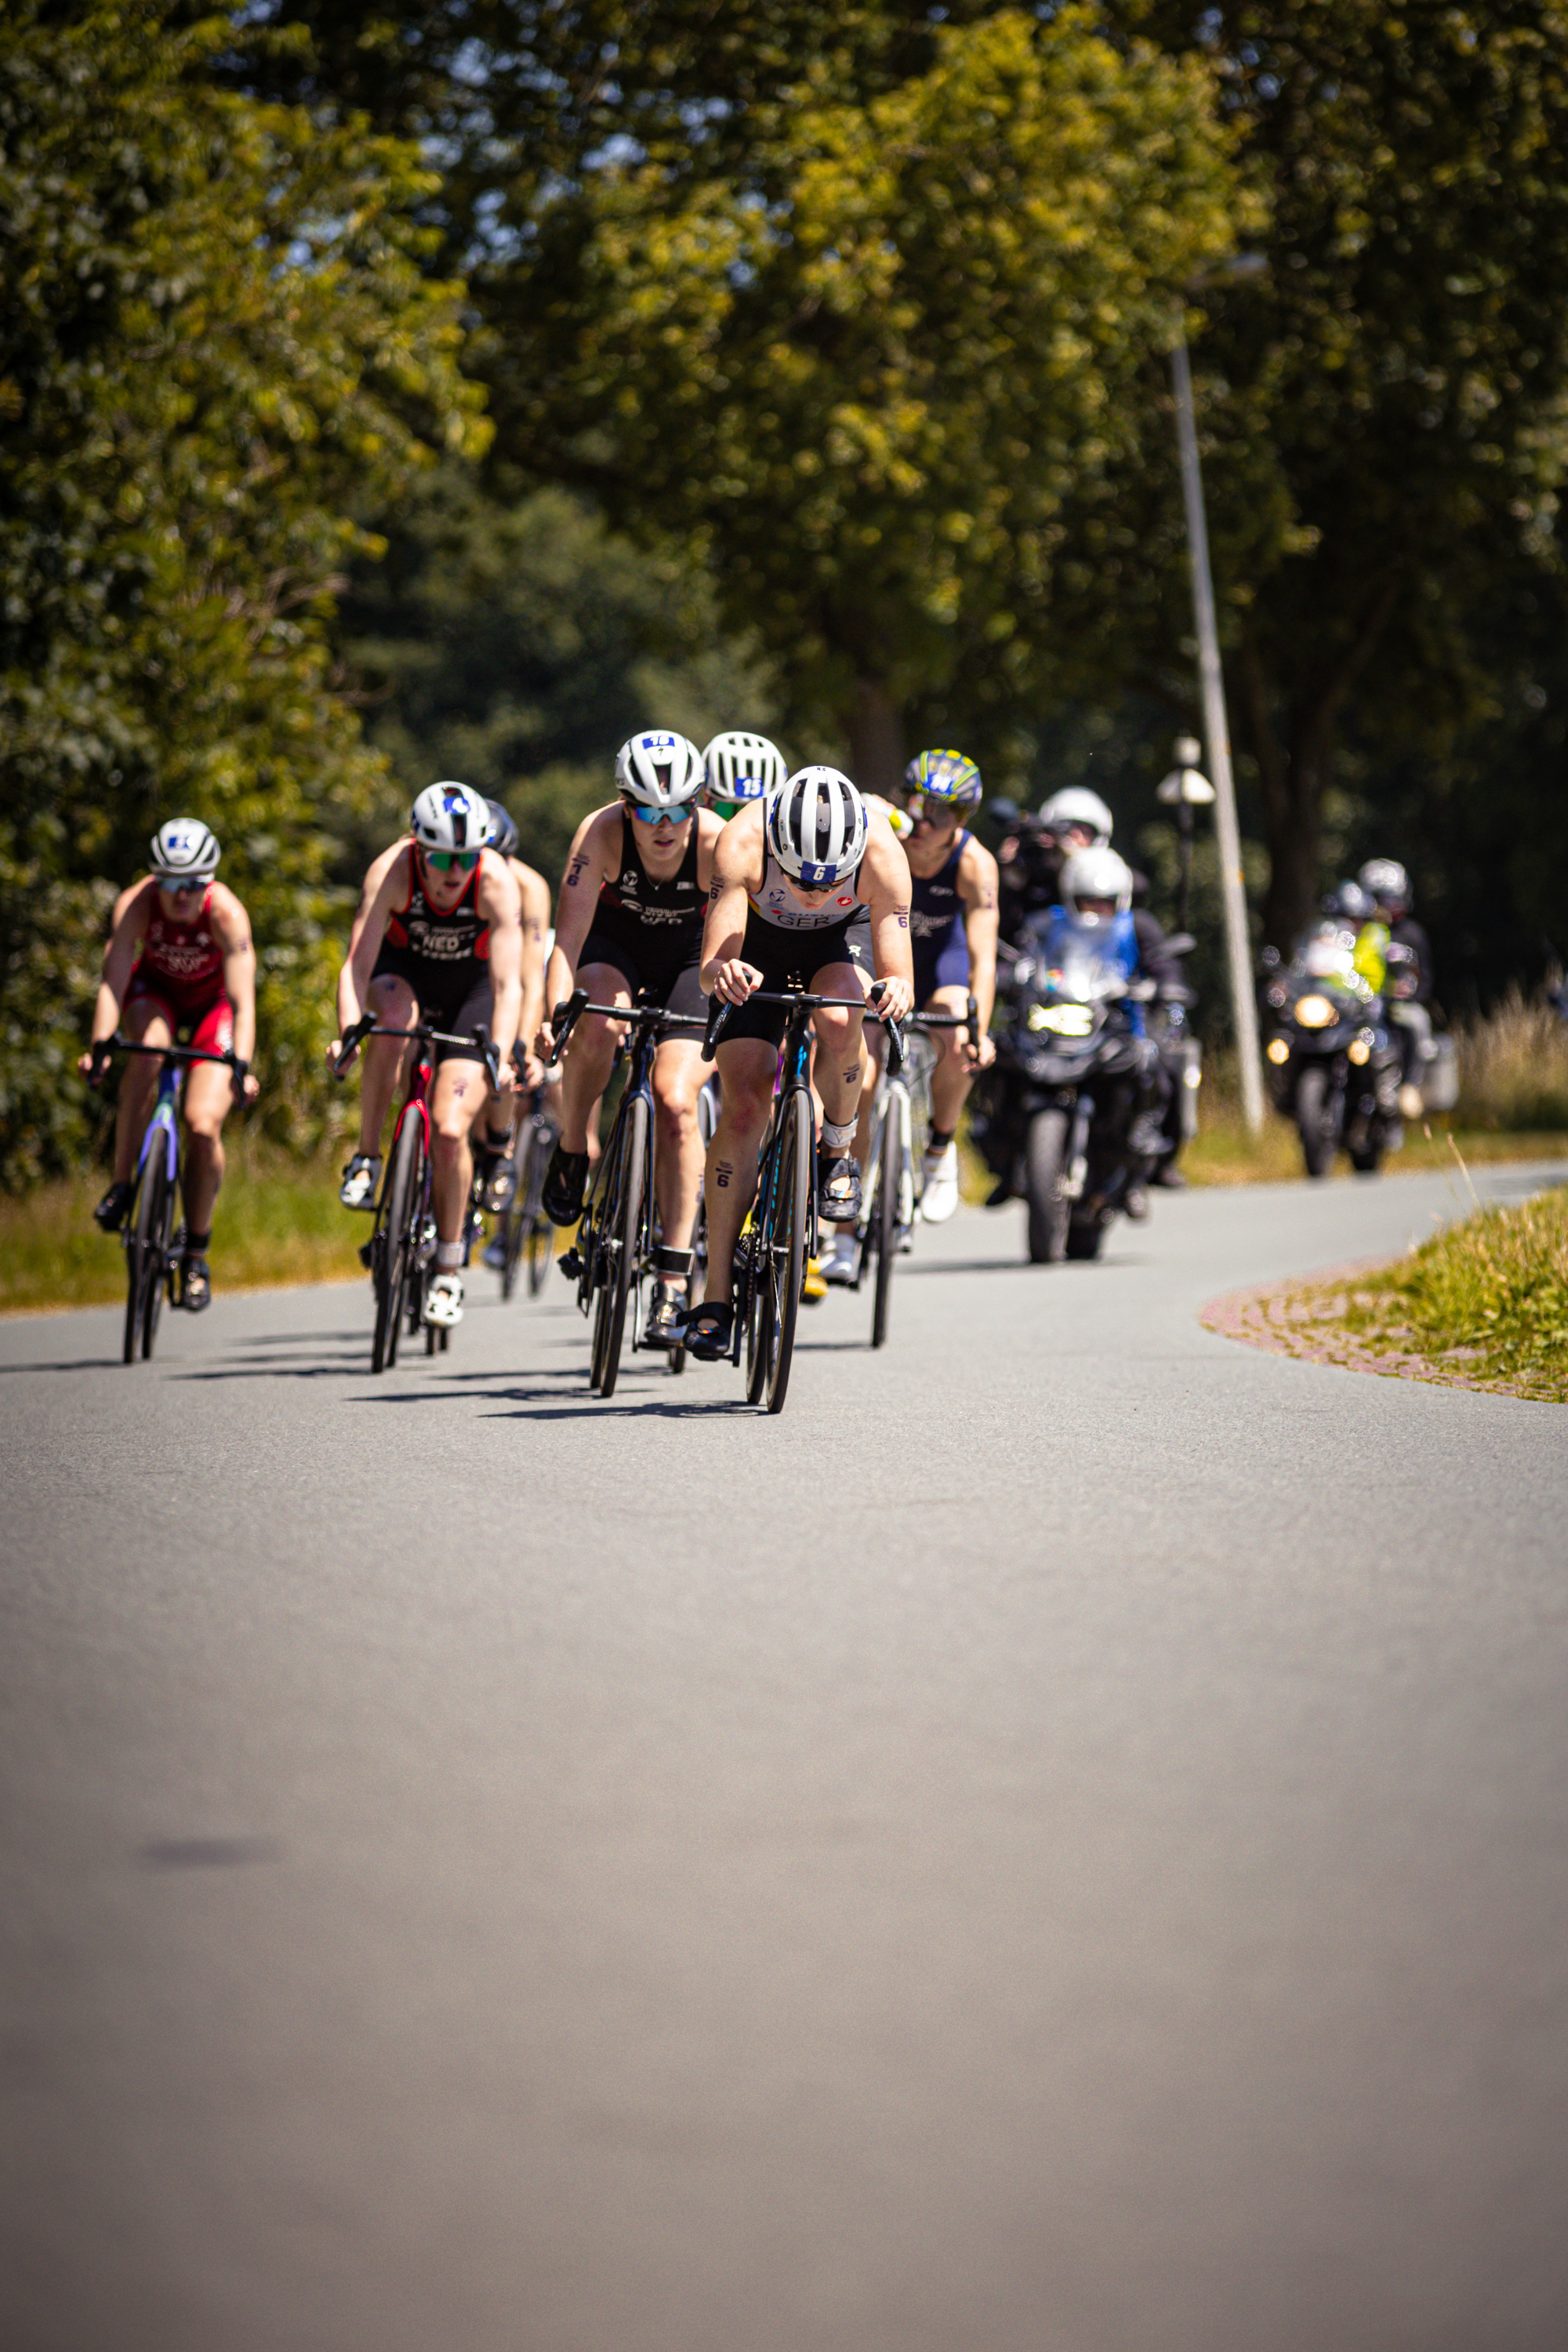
[906,797,961,826]
[420,848,481,873]
[155,875,205,895]
[622,798,694,827]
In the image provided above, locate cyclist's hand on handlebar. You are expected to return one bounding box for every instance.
[230,1056,260,1104]
[869,975,914,1025]
[974,1030,996,1071]
[515,1047,546,1091]
[79,1040,113,1087]
[710,957,764,1007]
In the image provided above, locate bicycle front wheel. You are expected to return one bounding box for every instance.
[590,1092,648,1399]
[141,1150,177,1359]
[760,1090,811,1414]
[373,1112,424,1372]
[122,1154,158,1365]
[869,1083,901,1349]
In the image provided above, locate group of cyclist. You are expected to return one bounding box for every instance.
[81,730,1425,1341]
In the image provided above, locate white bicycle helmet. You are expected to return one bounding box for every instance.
[149,817,220,881]
[767,766,869,887]
[412,781,490,852]
[1061,845,1132,921]
[1040,786,1113,846]
[1359,858,1410,910]
[702,731,789,811]
[615,729,705,811]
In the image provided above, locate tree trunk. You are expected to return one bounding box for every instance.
[846,676,906,799]
[1259,745,1323,949]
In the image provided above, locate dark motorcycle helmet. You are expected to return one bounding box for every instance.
[1323,880,1376,925]
[485,800,521,859]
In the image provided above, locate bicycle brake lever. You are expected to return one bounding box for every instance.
[884,1017,906,1078]
[701,996,731,1063]
[546,987,589,1069]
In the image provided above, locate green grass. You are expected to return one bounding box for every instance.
[0,1147,365,1316]
[1334,1181,1568,1403]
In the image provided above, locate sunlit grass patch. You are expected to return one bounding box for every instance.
[1337,1181,1568,1402]
[0,1149,363,1315]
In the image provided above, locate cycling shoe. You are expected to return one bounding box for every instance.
[93,1180,135,1233]
[541,1145,590,1227]
[339,1154,381,1210]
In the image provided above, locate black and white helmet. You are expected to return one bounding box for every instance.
[412,781,490,852]
[149,817,220,882]
[615,729,705,811]
[767,766,869,887]
[1062,845,1132,921]
[702,731,789,810]
[1040,787,1113,847]
[1358,858,1410,911]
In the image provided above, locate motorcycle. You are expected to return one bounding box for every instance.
[975,925,1182,1261]
[1261,928,1401,1176]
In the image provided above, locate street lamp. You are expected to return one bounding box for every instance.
[1156,735,1215,934]
[1170,256,1266,1135]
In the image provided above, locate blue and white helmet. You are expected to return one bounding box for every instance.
[615,730,705,811]
[767,766,869,887]
[149,817,220,881]
[702,731,789,810]
[412,781,490,853]
[906,746,982,811]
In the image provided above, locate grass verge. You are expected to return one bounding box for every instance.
[0,1149,365,1315]
[1206,1176,1568,1404]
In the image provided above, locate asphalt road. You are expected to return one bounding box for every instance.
[5,1162,1567,2352]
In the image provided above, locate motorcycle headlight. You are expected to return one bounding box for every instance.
[1266,1037,1290,1064]
[1027,1002,1094,1036]
[1347,1037,1370,1065]
[1294,993,1336,1029]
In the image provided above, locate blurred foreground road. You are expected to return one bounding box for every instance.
[4,1163,1567,2352]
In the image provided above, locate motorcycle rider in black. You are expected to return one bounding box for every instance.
[1359,858,1434,1120]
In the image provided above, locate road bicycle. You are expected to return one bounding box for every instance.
[701,980,902,1414]
[333,1014,502,1373]
[855,996,978,1348]
[547,989,708,1398]
[495,1078,559,1301]
[88,1034,248,1365]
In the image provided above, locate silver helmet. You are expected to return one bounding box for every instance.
[149,817,220,882]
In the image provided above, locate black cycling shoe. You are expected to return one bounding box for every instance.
[93,1180,135,1233]
[541,1144,590,1227]
[182,1255,212,1312]
[983,1176,1014,1209]
[476,1127,517,1211]
[641,1282,688,1350]
[816,1149,862,1224]
[684,1301,734,1361]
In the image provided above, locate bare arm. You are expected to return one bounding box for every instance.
[699,805,764,1003]
[510,858,550,1058]
[478,854,523,1077]
[861,826,915,1024]
[544,808,616,1019]
[211,886,258,1087]
[336,843,408,1040]
[87,883,151,1045]
[958,837,1000,1057]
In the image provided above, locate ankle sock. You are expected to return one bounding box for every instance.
[436,1240,463,1272]
[820,1118,856,1151]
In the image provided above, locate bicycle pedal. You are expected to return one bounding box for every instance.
[559,1247,583,1280]
[358,1239,375,1271]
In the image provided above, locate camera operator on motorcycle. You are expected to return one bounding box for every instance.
[997,786,1114,946]
[1359,859,1433,1121]
[993,846,1172,1219]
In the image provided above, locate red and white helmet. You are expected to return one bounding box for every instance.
[412,781,490,852]
[767,766,869,886]
[615,730,705,811]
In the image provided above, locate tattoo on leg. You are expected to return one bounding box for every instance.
[843,1064,860,1083]
[716,1159,733,1189]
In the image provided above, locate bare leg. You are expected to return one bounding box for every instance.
[114,1001,172,1181]
[651,1037,704,1252]
[557,966,631,1153]
[357,973,419,1157]
[180,1062,236,1236]
[927,983,975,1134]
[429,1057,487,1245]
[700,1039,779,1304]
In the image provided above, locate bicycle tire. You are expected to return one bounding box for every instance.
[122,1163,151,1365]
[141,1154,176,1359]
[591,1091,647,1399]
[870,1080,900,1349]
[373,1113,423,1372]
[744,1213,771,1406]
[762,1091,810,1413]
[526,1217,552,1294]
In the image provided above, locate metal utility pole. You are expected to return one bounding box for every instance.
[1169,327,1265,1135]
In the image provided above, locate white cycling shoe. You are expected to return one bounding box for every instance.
[919,1140,960,1224]
[820,1231,859,1287]
[422,1272,465,1328]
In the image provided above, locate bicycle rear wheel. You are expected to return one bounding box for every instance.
[869,1083,900,1349]
[590,1093,647,1399]
[373,1113,424,1372]
[759,1091,810,1413]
